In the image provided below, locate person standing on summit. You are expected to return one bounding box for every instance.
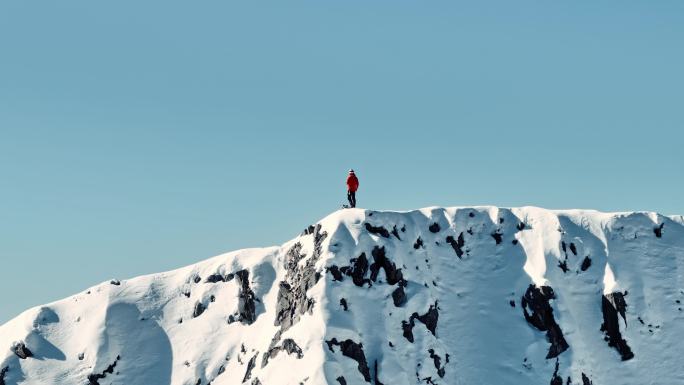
[346,169,359,208]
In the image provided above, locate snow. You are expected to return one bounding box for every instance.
[1,206,684,385]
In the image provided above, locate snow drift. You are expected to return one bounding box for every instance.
[2,206,684,385]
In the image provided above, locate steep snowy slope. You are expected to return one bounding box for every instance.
[2,206,684,385]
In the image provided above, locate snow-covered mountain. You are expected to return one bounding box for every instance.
[2,206,684,385]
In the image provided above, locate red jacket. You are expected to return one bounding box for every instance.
[346,173,359,192]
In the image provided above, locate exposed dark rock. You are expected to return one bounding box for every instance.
[285,242,306,275]
[193,275,202,284]
[110,279,121,286]
[561,241,567,255]
[236,270,257,325]
[581,373,592,385]
[654,223,664,238]
[205,273,234,283]
[302,225,316,235]
[509,300,516,308]
[326,339,371,382]
[261,338,304,368]
[580,257,592,271]
[491,231,503,245]
[328,265,344,281]
[416,303,439,336]
[374,360,384,385]
[402,319,415,342]
[469,212,475,218]
[512,239,519,245]
[391,225,402,240]
[550,359,562,385]
[428,349,445,378]
[445,233,465,258]
[251,378,262,385]
[11,342,33,359]
[569,243,577,256]
[275,226,328,333]
[337,376,347,385]
[282,339,303,358]
[369,246,403,285]
[428,223,441,233]
[242,353,258,383]
[601,292,634,361]
[392,286,407,307]
[87,355,120,385]
[340,298,349,311]
[413,237,424,249]
[521,285,569,359]
[340,253,370,287]
[0,366,8,385]
[402,302,439,342]
[193,302,206,318]
[365,223,390,238]
[517,222,526,231]
[558,258,569,273]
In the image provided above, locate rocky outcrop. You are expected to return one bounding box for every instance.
[392,286,407,307]
[328,253,371,287]
[205,273,234,283]
[374,360,384,385]
[369,246,403,285]
[521,285,569,359]
[11,342,33,360]
[445,233,465,258]
[601,292,634,361]
[87,355,120,385]
[326,338,371,382]
[428,349,445,378]
[261,338,303,368]
[236,269,257,325]
[275,225,327,335]
[0,366,8,385]
[193,301,207,318]
[365,223,390,238]
[654,223,664,238]
[580,257,592,271]
[549,359,563,385]
[242,353,258,383]
[402,302,439,343]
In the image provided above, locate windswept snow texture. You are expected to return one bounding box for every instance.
[2,206,684,385]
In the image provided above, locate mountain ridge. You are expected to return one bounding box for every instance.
[2,206,683,385]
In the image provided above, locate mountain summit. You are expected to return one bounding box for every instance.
[1,206,683,385]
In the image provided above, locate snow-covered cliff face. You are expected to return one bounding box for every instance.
[2,206,684,385]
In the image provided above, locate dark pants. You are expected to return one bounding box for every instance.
[347,191,356,208]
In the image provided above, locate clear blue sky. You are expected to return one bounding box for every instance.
[1,0,683,323]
